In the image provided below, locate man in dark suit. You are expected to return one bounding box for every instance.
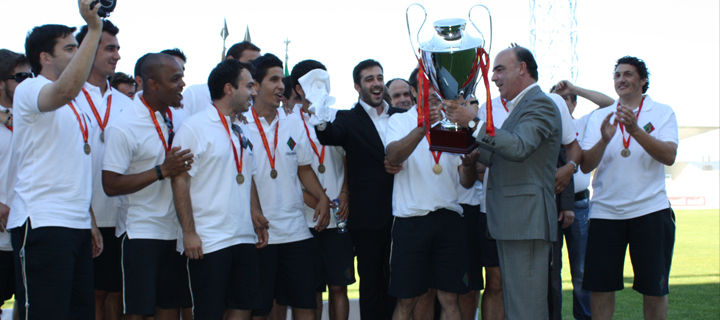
[446,46,562,319]
[314,59,396,320]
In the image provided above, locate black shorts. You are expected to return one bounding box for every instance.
[310,228,356,292]
[461,204,484,291]
[252,238,316,316]
[94,227,122,292]
[121,236,192,315]
[389,209,471,299]
[0,250,15,302]
[188,244,261,320]
[11,221,94,320]
[583,208,675,296]
[478,211,500,268]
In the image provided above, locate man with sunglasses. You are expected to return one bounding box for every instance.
[102,53,193,320]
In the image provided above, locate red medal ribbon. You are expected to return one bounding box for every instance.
[141,96,171,153]
[300,111,325,166]
[214,104,243,176]
[251,108,279,171]
[477,48,495,136]
[67,101,89,148]
[500,98,508,112]
[618,96,645,150]
[82,87,112,133]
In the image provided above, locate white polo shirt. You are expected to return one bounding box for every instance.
[103,93,186,239]
[0,106,14,250]
[385,106,464,218]
[180,83,211,116]
[243,106,313,244]
[299,109,345,228]
[173,106,257,253]
[573,112,594,193]
[581,95,678,220]
[76,82,133,228]
[547,92,578,145]
[9,76,93,230]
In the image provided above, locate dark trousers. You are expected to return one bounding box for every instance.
[350,221,395,320]
[548,223,563,320]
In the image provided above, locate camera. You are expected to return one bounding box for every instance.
[90,0,116,18]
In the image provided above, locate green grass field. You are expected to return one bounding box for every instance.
[4,209,719,319]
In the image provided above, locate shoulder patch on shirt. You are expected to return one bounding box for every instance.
[287,137,296,150]
[643,122,655,134]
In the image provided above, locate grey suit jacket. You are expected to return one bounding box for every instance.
[475,85,562,241]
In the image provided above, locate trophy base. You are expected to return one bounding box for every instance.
[429,126,479,154]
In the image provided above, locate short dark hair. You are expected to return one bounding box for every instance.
[549,84,577,103]
[0,49,29,79]
[76,20,119,45]
[160,48,187,63]
[250,53,283,83]
[208,59,254,101]
[25,24,77,75]
[512,46,538,81]
[109,72,135,89]
[227,41,260,60]
[615,56,650,93]
[289,59,327,97]
[134,53,152,78]
[408,68,420,91]
[283,77,293,100]
[352,59,382,85]
[140,53,176,88]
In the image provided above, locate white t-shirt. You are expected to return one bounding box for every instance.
[103,94,186,239]
[385,106,464,218]
[547,92,578,145]
[0,106,14,250]
[477,97,510,213]
[172,106,257,253]
[9,76,93,230]
[299,109,346,228]
[581,95,678,220]
[457,104,483,206]
[180,83,211,116]
[76,82,133,228]
[573,112,594,193]
[243,106,313,244]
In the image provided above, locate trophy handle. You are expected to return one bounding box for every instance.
[406,3,427,61]
[468,4,493,53]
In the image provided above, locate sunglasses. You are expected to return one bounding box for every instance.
[163,116,175,146]
[6,72,33,83]
[231,124,250,149]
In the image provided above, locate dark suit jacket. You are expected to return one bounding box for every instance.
[315,102,396,230]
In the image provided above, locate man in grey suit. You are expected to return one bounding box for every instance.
[446,46,562,319]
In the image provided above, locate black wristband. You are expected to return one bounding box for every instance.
[155,165,164,181]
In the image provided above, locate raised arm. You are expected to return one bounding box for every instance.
[553,80,615,109]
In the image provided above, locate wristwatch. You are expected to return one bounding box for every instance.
[467,117,480,130]
[568,160,579,173]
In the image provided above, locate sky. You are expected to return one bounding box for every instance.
[1,0,718,127]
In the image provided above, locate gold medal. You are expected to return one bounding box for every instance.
[236,173,245,184]
[432,164,442,175]
[621,148,631,157]
[270,169,278,179]
[84,143,91,155]
[100,131,105,143]
[318,164,326,174]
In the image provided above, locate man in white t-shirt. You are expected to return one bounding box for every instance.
[75,19,134,320]
[580,56,678,320]
[6,2,104,318]
[102,53,194,320]
[245,53,330,320]
[181,41,261,116]
[172,59,268,320]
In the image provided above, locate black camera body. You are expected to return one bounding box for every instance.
[91,0,116,18]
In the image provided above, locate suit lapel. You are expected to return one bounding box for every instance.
[502,86,543,129]
[353,102,385,149]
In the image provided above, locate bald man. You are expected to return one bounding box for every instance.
[102,53,194,320]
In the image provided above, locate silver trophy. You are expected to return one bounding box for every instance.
[406,4,493,152]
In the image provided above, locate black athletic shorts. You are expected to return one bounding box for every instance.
[389,209,471,299]
[252,238,316,316]
[93,227,122,292]
[188,244,261,320]
[478,211,500,268]
[0,250,15,302]
[583,208,675,296]
[310,228,356,293]
[461,204,484,291]
[121,236,192,315]
[11,221,94,320]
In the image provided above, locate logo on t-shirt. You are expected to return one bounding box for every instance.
[287,137,296,150]
[644,122,655,134]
